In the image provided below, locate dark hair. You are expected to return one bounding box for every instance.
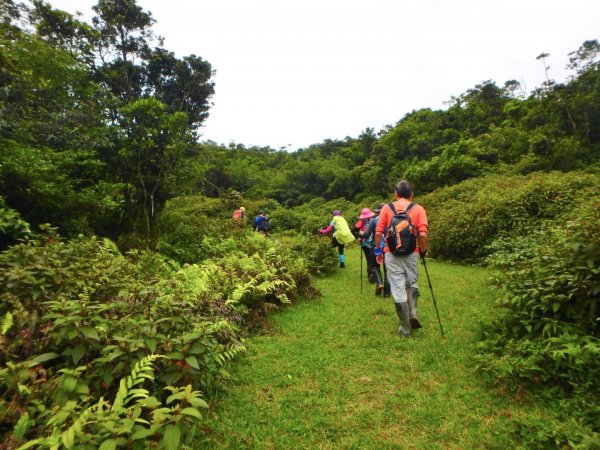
[395,180,414,199]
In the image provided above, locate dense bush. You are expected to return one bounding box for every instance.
[0,197,31,249]
[291,233,339,276]
[421,171,600,261]
[0,230,318,447]
[475,199,600,446]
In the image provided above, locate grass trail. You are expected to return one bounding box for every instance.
[196,246,550,449]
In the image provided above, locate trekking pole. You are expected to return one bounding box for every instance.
[420,254,445,337]
[360,245,363,294]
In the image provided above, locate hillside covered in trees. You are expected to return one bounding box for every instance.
[1,0,598,448]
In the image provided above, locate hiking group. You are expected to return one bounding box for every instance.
[233,180,429,338]
[322,180,428,338]
[232,207,271,237]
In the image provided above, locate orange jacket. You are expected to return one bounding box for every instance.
[375,200,428,254]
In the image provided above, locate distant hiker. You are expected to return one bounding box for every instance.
[319,210,355,268]
[356,205,384,295]
[252,211,272,236]
[232,206,246,226]
[253,211,267,233]
[375,181,428,337]
[372,203,391,298]
[261,214,272,237]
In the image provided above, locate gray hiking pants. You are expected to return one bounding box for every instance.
[384,252,419,304]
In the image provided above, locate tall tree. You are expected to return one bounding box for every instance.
[118,98,192,245]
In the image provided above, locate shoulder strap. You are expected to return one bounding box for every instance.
[389,201,414,214]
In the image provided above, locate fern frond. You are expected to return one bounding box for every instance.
[112,354,162,412]
[1,311,14,335]
[13,412,31,438]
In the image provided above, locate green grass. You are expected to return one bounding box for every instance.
[194,246,554,449]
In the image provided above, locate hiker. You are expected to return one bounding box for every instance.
[319,210,355,268]
[253,211,267,233]
[232,206,246,226]
[261,214,272,237]
[357,205,385,295]
[375,180,428,337]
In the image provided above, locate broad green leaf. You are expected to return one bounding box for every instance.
[185,356,200,370]
[98,439,117,450]
[189,397,209,409]
[145,338,157,352]
[180,407,203,419]
[162,424,180,450]
[71,345,86,365]
[31,352,60,364]
[81,326,99,340]
[131,428,155,440]
[61,425,75,449]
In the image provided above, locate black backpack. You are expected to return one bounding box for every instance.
[385,202,417,256]
[262,217,271,231]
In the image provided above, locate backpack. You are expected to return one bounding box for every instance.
[233,209,242,220]
[361,218,375,248]
[385,202,417,256]
[262,217,271,231]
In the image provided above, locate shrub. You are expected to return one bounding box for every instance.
[476,199,600,446]
[0,197,31,249]
[0,228,318,447]
[291,233,338,276]
[421,171,600,261]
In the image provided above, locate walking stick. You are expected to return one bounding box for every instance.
[420,254,445,337]
[360,245,363,294]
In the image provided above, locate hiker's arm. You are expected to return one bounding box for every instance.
[320,224,333,234]
[416,207,428,254]
[374,206,389,249]
[375,230,382,249]
[360,220,375,239]
[418,232,428,254]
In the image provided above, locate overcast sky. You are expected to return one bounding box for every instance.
[48,0,599,150]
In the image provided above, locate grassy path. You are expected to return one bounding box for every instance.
[196,246,549,449]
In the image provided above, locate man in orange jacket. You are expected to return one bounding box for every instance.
[375,180,428,337]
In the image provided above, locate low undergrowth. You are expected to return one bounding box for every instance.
[197,248,570,449]
[0,229,319,448]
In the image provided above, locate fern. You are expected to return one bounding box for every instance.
[112,354,161,412]
[1,311,13,335]
[13,412,31,438]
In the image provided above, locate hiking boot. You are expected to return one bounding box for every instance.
[410,317,422,329]
[407,287,422,329]
[394,302,410,337]
[375,284,384,295]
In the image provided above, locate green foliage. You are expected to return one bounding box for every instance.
[0,222,319,446]
[18,355,208,449]
[0,196,30,248]
[475,199,600,446]
[421,171,600,261]
[291,233,338,276]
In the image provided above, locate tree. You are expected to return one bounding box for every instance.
[118,98,192,245]
[144,48,215,130]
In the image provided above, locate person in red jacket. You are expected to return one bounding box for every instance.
[375,180,428,337]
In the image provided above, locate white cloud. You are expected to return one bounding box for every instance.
[45,0,600,149]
